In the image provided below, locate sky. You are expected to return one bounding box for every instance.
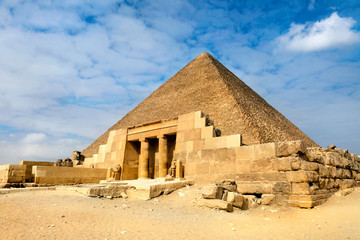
[0,0,359,165]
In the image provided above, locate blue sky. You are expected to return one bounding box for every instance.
[0,0,359,164]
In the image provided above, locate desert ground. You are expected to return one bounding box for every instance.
[1,185,359,240]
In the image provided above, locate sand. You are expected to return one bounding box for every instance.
[1,185,359,240]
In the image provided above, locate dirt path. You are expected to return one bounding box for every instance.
[1,185,359,240]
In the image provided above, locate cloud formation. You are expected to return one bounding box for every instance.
[277,12,360,52]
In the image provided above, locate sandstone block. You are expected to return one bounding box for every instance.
[261,194,275,205]
[201,185,223,199]
[216,179,237,192]
[226,192,244,208]
[276,141,305,157]
[195,199,233,212]
[277,158,292,171]
[286,171,319,183]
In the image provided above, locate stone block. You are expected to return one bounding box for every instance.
[222,190,228,201]
[328,166,337,178]
[305,147,325,163]
[202,185,223,199]
[237,182,273,194]
[276,141,305,157]
[319,165,330,178]
[336,168,344,178]
[250,158,277,172]
[235,145,253,160]
[196,162,210,175]
[193,140,205,151]
[344,169,352,179]
[277,157,292,171]
[291,183,310,194]
[214,136,227,149]
[189,129,201,140]
[194,116,206,129]
[216,179,237,192]
[178,112,195,122]
[261,194,275,205]
[242,195,260,209]
[201,126,214,140]
[204,139,216,150]
[275,194,289,206]
[286,171,319,183]
[290,158,301,170]
[186,141,194,152]
[195,199,233,212]
[235,160,250,173]
[301,161,319,171]
[273,181,291,194]
[226,134,242,148]
[339,179,355,189]
[253,143,276,159]
[226,192,244,208]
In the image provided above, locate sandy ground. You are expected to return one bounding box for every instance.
[0,185,360,240]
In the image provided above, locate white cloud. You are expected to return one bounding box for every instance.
[277,12,360,52]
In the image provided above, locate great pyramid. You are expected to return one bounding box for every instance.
[82,52,317,157]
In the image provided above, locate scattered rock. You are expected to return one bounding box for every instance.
[195,199,233,212]
[60,215,65,218]
[178,192,185,197]
[120,231,127,235]
[242,195,260,209]
[335,188,354,197]
[216,179,237,193]
[201,185,223,199]
[120,192,128,199]
[226,192,244,208]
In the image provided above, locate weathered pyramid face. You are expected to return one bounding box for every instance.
[82,52,317,157]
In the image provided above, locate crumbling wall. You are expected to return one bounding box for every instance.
[19,161,54,182]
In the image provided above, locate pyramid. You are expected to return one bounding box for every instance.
[82,52,317,157]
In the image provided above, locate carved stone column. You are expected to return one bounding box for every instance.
[138,138,149,179]
[158,135,168,178]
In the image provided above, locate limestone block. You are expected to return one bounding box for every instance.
[222,190,228,201]
[237,182,273,194]
[261,194,275,205]
[305,147,325,164]
[99,145,106,154]
[236,145,258,160]
[226,134,242,148]
[326,179,335,189]
[186,141,194,152]
[195,199,233,212]
[216,179,237,192]
[291,183,310,194]
[202,185,223,199]
[178,112,195,122]
[194,116,206,129]
[235,160,250,173]
[286,171,319,183]
[301,161,319,171]
[325,152,341,167]
[196,162,210,175]
[339,179,355,189]
[273,181,291,194]
[275,141,305,157]
[328,166,337,178]
[336,168,344,178]
[204,139,216,150]
[250,158,277,172]
[193,140,205,151]
[201,126,214,140]
[290,158,301,170]
[214,136,227,149]
[226,192,244,208]
[344,169,352,179]
[319,165,330,178]
[242,195,260,209]
[275,194,289,206]
[253,143,276,159]
[189,129,201,140]
[277,158,292,171]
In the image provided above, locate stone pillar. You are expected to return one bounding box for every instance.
[158,135,168,178]
[138,138,149,179]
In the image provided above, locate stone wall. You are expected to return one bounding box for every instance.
[19,161,54,182]
[181,138,360,208]
[33,166,107,184]
[0,165,26,183]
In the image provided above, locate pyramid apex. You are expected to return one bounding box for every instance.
[195,52,214,60]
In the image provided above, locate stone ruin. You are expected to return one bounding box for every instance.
[1,53,358,208]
